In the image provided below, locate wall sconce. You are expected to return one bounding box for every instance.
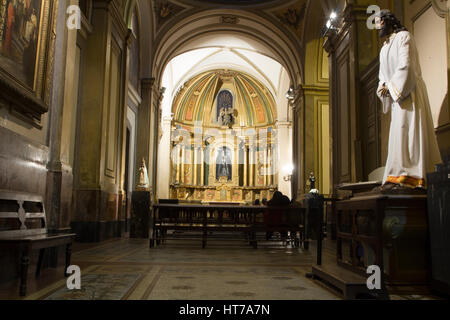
[321,11,339,37]
[283,163,294,182]
[286,86,296,101]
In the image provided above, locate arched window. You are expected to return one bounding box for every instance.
[216,90,233,122]
[129,8,140,90]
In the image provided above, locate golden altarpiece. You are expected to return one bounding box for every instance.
[168,70,279,203]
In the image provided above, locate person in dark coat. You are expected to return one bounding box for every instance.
[265,191,290,240]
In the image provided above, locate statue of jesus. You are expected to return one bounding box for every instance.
[375,10,442,189]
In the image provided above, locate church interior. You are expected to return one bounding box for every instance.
[0,0,449,301]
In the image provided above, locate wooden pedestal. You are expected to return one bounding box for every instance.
[335,193,430,285]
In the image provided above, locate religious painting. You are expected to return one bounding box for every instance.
[0,0,53,128]
[0,0,43,88]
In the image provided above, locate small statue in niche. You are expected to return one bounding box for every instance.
[217,90,236,128]
[137,158,150,191]
[219,107,237,128]
[216,146,232,181]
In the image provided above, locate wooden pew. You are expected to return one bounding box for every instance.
[0,190,76,296]
[150,203,306,249]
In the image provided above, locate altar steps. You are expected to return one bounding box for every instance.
[309,264,389,300]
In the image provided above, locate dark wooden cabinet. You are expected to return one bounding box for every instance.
[336,193,430,285]
[427,158,450,295]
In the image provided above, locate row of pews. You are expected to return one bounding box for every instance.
[150,203,307,249]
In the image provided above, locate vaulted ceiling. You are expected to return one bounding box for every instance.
[148,0,328,122]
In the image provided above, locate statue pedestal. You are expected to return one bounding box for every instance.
[130,191,151,238]
[427,158,450,296]
[334,186,429,286]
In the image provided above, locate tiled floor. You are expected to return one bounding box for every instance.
[0,237,442,300]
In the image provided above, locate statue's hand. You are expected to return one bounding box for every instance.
[378,84,390,97]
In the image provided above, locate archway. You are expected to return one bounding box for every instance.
[153,10,302,201]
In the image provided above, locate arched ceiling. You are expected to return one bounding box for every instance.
[172,70,277,128]
[130,0,329,83]
[153,7,305,88]
[163,39,286,98]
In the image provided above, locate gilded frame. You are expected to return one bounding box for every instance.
[0,0,57,128]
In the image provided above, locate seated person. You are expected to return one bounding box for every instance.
[265,191,291,240]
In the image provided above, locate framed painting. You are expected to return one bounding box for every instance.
[0,0,56,128]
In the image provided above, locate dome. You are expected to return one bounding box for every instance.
[172,70,277,128]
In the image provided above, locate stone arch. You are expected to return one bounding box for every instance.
[152,9,303,89]
[125,0,154,79]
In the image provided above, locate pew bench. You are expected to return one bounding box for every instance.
[150,204,307,249]
[0,190,76,296]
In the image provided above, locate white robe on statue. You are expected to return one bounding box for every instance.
[377,31,442,188]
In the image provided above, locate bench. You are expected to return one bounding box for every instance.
[0,190,76,296]
[150,203,307,249]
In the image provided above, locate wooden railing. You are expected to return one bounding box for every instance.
[150,204,307,249]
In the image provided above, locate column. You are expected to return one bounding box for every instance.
[243,145,248,186]
[181,146,185,184]
[249,147,254,187]
[209,147,216,184]
[177,144,181,183]
[263,147,268,186]
[200,146,205,185]
[278,121,293,199]
[233,143,239,184]
[193,146,198,185]
[268,145,272,186]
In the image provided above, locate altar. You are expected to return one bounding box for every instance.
[170,184,277,204]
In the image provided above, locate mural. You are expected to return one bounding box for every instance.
[0,0,43,88]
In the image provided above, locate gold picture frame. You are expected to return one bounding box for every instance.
[0,0,57,128]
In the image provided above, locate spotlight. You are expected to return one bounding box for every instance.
[322,11,339,38]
